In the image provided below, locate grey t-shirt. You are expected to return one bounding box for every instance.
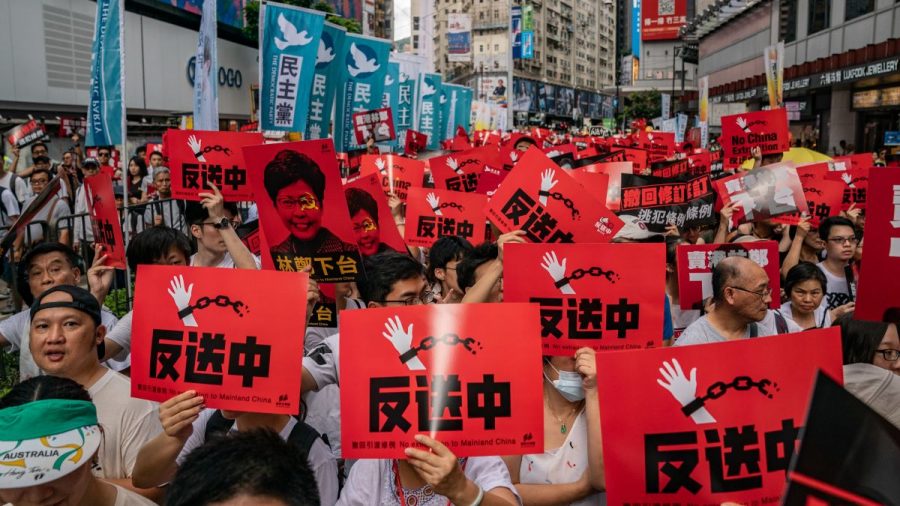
[674,310,802,346]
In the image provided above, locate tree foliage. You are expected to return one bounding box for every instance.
[624,89,662,122]
[243,0,362,42]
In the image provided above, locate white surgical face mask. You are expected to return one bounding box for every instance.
[544,361,585,402]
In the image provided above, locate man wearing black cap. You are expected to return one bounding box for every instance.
[0,242,120,380]
[28,284,163,499]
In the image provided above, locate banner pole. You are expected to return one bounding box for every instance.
[119,0,132,306]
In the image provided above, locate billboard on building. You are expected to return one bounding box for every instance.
[447,13,472,62]
[153,0,248,29]
[641,0,687,41]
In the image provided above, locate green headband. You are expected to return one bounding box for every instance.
[0,399,98,441]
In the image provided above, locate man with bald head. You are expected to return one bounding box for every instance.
[675,256,801,346]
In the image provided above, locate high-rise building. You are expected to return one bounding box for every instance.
[607,0,698,116]
[364,0,394,39]
[406,0,437,73]
[686,0,900,152]
[425,0,617,125]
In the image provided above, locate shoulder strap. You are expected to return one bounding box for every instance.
[748,322,759,338]
[773,310,789,335]
[203,410,235,441]
[844,264,856,300]
[286,420,325,459]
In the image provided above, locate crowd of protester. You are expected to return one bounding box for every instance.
[0,127,897,506]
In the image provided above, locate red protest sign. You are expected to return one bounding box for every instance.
[164,129,264,201]
[610,147,649,173]
[475,164,510,198]
[358,154,426,204]
[637,131,676,161]
[131,265,309,414]
[569,170,609,205]
[429,146,499,193]
[340,303,544,459]
[404,129,428,156]
[6,120,49,149]
[686,151,712,176]
[486,147,623,242]
[504,243,664,354]
[404,187,487,247]
[720,109,790,170]
[855,168,900,321]
[595,328,844,506]
[244,139,362,282]
[575,161,633,212]
[343,174,407,257]
[83,174,126,269]
[713,164,808,226]
[352,107,395,145]
[676,241,781,310]
[832,153,874,172]
[825,167,870,210]
[771,166,844,227]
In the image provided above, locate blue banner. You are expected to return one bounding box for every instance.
[334,33,391,152]
[86,0,124,147]
[511,6,522,59]
[260,3,325,133]
[454,87,473,135]
[306,22,346,140]
[439,86,451,143]
[193,0,219,130]
[416,73,442,151]
[393,66,417,151]
[521,32,534,59]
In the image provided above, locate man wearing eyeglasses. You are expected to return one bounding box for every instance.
[816,216,859,313]
[264,149,359,264]
[675,256,801,346]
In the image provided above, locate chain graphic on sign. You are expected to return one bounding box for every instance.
[168,275,250,329]
[541,251,620,296]
[657,359,779,425]
[546,192,580,220]
[382,316,483,371]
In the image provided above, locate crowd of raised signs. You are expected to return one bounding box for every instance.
[0,109,898,506]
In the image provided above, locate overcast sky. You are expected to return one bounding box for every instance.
[394,0,411,40]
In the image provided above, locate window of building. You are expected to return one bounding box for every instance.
[808,0,831,35]
[779,0,798,42]
[413,16,419,30]
[413,36,419,49]
[845,0,874,20]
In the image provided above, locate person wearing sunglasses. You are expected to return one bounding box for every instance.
[184,182,258,269]
[675,256,801,346]
[835,313,900,428]
[816,216,859,312]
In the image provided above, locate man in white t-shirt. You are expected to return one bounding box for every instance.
[28,285,163,502]
[0,243,121,380]
[184,183,259,269]
[677,256,802,346]
[816,216,858,312]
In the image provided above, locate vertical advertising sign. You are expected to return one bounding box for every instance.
[763,41,785,109]
[192,0,219,131]
[447,13,472,62]
[698,75,709,149]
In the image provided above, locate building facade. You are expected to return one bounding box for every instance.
[416,0,616,126]
[611,0,699,116]
[689,0,900,153]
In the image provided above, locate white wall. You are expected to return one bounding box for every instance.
[0,0,258,117]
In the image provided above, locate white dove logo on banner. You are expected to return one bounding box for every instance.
[421,78,436,97]
[399,71,409,83]
[274,13,313,50]
[384,73,394,86]
[348,43,380,77]
[316,39,335,64]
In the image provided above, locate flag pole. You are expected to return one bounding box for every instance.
[119,0,132,305]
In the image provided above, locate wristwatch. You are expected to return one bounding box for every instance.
[212,217,232,230]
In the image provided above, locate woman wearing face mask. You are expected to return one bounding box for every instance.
[502,348,605,505]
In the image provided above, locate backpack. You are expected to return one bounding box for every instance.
[749,310,789,337]
[203,410,326,462]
